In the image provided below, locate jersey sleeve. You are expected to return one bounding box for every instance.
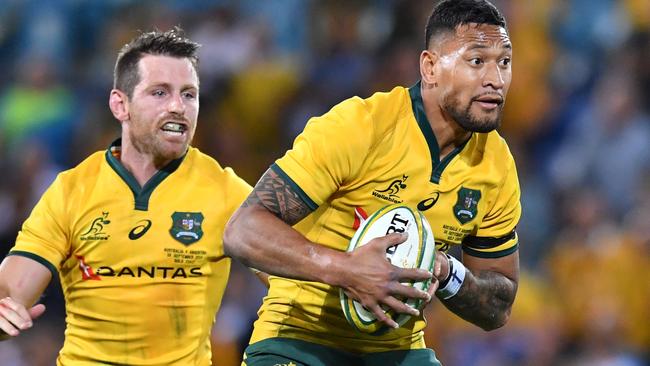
[462,157,521,258]
[8,174,70,276]
[223,167,253,216]
[273,97,374,208]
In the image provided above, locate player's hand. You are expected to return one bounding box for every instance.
[0,297,46,340]
[340,232,432,329]
[425,249,451,304]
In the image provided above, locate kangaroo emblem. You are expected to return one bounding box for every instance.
[375,175,408,198]
[81,212,111,236]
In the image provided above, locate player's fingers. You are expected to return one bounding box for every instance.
[29,304,46,320]
[0,316,20,339]
[426,278,439,301]
[0,315,20,337]
[396,267,432,283]
[433,252,443,278]
[0,306,25,330]
[0,298,32,330]
[379,232,408,249]
[0,297,32,319]
[387,281,430,302]
[367,303,398,329]
[382,296,419,317]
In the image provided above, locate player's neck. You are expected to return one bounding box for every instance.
[420,88,472,160]
[119,142,171,188]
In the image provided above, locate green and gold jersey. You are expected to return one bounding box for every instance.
[8,140,251,366]
[251,82,521,353]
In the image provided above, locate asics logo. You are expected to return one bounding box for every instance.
[129,220,152,240]
[417,192,440,211]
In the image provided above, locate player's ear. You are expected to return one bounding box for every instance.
[420,50,438,86]
[109,89,129,122]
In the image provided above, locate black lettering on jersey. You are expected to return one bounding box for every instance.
[172,268,188,279]
[94,266,203,279]
[159,267,174,278]
[129,220,152,240]
[372,175,409,204]
[138,267,155,278]
[118,267,135,277]
[418,192,440,212]
[97,266,116,276]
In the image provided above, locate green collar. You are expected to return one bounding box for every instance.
[408,81,470,184]
[105,138,185,211]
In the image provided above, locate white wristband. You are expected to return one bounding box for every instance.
[437,254,466,300]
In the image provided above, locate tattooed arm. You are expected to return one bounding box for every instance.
[223,168,338,282]
[436,251,519,331]
[223,168,432,327]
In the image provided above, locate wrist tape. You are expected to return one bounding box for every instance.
[436,254,466,300]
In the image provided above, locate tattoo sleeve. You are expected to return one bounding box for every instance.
[242,168,315,226]
[442,270,518,331]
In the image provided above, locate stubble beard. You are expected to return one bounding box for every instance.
[129,127,187,164]
[442,94,502,133]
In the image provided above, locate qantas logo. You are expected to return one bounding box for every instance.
[129,220,152,240]
[76,255,100,280]
[96,266,202,279]
[352,207,369,230]
[76,256,203,281]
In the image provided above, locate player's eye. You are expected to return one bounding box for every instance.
[470,58,483,66]
[500,58,511,67]
[182,91,196,100]
[152,90,166,97]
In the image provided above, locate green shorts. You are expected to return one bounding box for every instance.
[242,337,442,366]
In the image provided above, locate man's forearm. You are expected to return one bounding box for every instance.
[223,205,349,287]
[224,168,354,286]
[440,269,517,331]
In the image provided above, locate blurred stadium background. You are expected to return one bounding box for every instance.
[0,0,648,365]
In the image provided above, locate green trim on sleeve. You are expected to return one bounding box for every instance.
[270,163,319,211]
[462,231,517,250]
[7,251,58,277]
[461,242,519,258]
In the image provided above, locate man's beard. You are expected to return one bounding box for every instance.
[443,94,502,133]
[130,128,187,162]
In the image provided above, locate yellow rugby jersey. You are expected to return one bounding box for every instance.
[8,140,251,366]
[251,82,521,353]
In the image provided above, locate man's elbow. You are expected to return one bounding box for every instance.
[480,307,512,332]
[223,209,245,259]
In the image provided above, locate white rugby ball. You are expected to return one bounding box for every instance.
[340,204,435,334]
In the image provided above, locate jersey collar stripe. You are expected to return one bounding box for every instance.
[104,138,186,211]
[408,81,472,184]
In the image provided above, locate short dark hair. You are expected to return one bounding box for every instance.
[113,27,200,98]
[424,0,507,49]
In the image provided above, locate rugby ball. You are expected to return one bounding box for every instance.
[340,204,435,334]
